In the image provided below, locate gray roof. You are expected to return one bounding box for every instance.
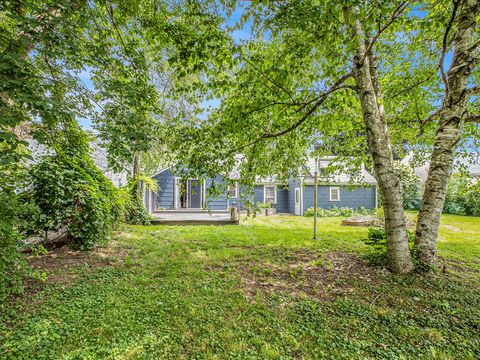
[401,152,480,181]
[304,156,377,185]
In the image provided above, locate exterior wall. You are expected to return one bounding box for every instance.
[154,169,175,210]
[153,169,376,214]
[288,178,302,214]
[302,185,377,212]
[253,185,264,204]
[205,175,229,210]
[275,187,289,213]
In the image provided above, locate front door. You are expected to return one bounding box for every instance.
[294,187,301,215]
[188,180,202,208]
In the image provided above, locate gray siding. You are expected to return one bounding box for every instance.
[253,185,264,204]
[154,170,175,210]
[288,178,302,214]
[302,185,376,212]
[275,187,289,213]
[205,176,228,210]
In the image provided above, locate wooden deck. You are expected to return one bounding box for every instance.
[151,211,239,225]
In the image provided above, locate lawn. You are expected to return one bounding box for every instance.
[1,214,479,359]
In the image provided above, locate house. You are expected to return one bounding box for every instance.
[401,152,480,181]
[145,157,378,215]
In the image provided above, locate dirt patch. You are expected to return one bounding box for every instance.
[26,241,130,291]
[238,250,388,302]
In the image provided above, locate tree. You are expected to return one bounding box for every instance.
[169,0,479,273]
[415,0,480,269]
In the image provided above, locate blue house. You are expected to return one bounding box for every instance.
[144,157,377,215]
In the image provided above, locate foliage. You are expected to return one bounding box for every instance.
[304,206,374,217]
[443,173,480,216]
[256,202,272,209]
[1,215,479,358]
[23,154,123,250]
[0,174,26,305]
[377,162,423,210]
[363,227,414,266]
[397,162,423,210]
[118,180,151,225]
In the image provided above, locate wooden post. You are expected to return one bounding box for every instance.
[313,170,318,240]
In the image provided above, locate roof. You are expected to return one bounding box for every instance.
[401,151,480,181]
[304,157,377,185]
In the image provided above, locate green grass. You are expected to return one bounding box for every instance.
[1,214,479,359]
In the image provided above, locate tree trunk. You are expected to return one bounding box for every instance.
[313,170,318,240]
[415,0,479,269]
[345,7,414,273]
[133,152,142,198]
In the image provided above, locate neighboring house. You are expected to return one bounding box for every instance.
[401,152,480,182]
[147,157,378,215]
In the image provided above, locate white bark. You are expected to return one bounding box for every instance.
[345,7,414,274]
[415,0,479,268]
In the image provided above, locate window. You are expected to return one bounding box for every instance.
[228,183,238,198]
[330,187,340,201]
[264,185,276,204]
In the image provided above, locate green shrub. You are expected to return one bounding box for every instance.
[0,180,26,305]
[256,202,272,209]
[363,227,414,266]
[443,173,480,216]
[304,206,375,217]
[22,154,123,250]
[377,162,423,210]
[119,185,151,225]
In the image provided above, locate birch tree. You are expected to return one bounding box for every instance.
[170,0,479,273]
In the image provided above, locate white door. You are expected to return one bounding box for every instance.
[294,187,301,215]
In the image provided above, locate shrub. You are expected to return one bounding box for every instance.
[443,173,480,216]
[377,162,423,210]
[256,202,272,209]
[22,154,123,250]
[119,185,151,225]
[363,227,414,266]
[0,180,26,305]
[304,206,375,217]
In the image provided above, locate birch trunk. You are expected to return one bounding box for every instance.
[415,0,479,269]
[346,7,414,273]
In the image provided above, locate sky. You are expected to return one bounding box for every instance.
[76,3,252,130]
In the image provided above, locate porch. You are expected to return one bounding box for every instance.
[151,210,239,226]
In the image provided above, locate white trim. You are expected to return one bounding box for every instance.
[375,185,378,208]
[228,182,238,199]
[330,186,341,201]
[263,184,276,204]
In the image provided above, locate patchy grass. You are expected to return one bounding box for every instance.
[1,214,479,359]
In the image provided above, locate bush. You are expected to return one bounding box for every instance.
[377,162,423,210]
[256,202,272,209]
[22,154,123,250]
[363,227,414,265]
[444,173,480,216]
[304,206,375,217]
[119,185,151,225]
[0,180,26,305]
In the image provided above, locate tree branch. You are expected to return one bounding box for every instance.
[363,1,411,58]
[464,113,480,123]
[227,73,353,154]
[467,84,480,96]
[438,0,461,99]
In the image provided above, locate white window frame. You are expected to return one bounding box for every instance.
[228,182,238,198]
[263,184,277,204]
[330,186,341,202]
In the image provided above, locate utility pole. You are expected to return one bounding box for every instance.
[313,168,318,240]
